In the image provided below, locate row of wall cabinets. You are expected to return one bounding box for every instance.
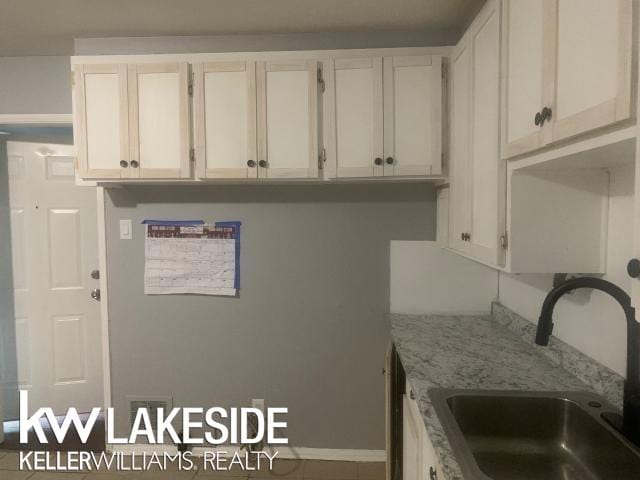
[72,50,443,182]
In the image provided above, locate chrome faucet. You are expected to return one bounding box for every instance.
[535,276,640,446]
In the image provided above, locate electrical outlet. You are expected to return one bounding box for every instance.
[252,398,265,413]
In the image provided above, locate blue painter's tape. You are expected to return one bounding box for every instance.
[141,219,205,225]
[215,221,242,290]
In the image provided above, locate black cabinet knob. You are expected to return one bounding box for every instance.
[534,111,542,126]
[119,160,128,168]
[542,106,553,122]
[429,466,437,480]
[628,259,640,278]
[374,157,383,166]
[461,232,465,241]
[385,157,394,165]
[258,160,268,168]
[247,160,256,168]
[130,160,139,168]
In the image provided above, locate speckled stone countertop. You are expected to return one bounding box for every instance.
[390,302,625,480]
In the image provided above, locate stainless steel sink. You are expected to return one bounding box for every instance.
[429,389,640,480]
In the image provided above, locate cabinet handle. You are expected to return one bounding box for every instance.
[385,157,394,165]
[541,106,553,123]
[258,160,268,168]
[429,466,437,480]
[409,389,415,400]
[628,259,640,278]
[119,160,129,168]
[534,111,542,126]
[247,160,256,168]
[130,160,139,168]
[374,157,383,166]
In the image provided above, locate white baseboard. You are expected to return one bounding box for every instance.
[108,444,385,462]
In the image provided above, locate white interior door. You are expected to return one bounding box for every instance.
[6,141,102,416]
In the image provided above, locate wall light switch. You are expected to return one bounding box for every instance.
[120,219,132,240]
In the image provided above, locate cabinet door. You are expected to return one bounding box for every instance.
[194,61,258,179]
[501,0,548,158]
[257,60,320,179]
[128,63,191,179]
[383,55,442,177]
[330,58,384,178]
[402,394,420,480]
[549,0,632,143]
[449,42,472,254]
[468,0,504,265]
[73,64,129,179]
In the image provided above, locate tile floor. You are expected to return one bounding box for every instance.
[0,451,386,480]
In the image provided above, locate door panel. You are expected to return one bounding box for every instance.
[449,44,472,254]
[502,0,545,157]
[469,4,501,264]
[384,55,442,176]
[129,63,191,179]
[6,142,102,416]
[74,64,129,179]
[551,0,632,142]
[194,61,258,179]
[258,60,319,179]
[332,58,383,178]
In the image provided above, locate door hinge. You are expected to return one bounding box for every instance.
[500,232,509,250]
[318,148,327,169]
[188,72,194,96]
[317,67,325,93]
[190,148,195,162]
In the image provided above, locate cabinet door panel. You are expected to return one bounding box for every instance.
[195,61,257,179]
[551,0,632,142]
[449,44,472,254]
[129,63,190,179]
[74,64,129,179]
[384,55,442,176]
[469,4,502,264]
[258,61,319,179]
[332,58,383,178]
[402,394,420,480]
[502,0,545,158]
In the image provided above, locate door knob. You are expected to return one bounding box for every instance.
[119,160,129,168]
[258,160,268,168]
[91,289,101,301]
[247,160,256,168]
[628,259,640,278]
[374,157,383,166]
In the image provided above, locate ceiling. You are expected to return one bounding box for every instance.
[0,0,485,56]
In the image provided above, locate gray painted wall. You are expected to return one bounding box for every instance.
[0,141,19,418]
[106,184,435,448]
[0,56,72,114]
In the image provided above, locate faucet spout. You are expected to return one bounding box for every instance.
[535,276,640,446]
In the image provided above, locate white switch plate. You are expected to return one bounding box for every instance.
[119,219,132,240]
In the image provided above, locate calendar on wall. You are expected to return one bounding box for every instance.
[143,220,241,296]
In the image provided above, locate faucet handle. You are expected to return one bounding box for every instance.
[627,259,640,278]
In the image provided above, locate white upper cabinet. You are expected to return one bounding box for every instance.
[74,64,129,179]
[550,0,633,142]
[128,63,191,179]
[257,60,320,179]
[502,0,633,159]
[328,58,384,178]
[74,62,191,180]
[326,53,443,179]
[194,61,258,179]
[449,0,505,267]
[383,55,442,177]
